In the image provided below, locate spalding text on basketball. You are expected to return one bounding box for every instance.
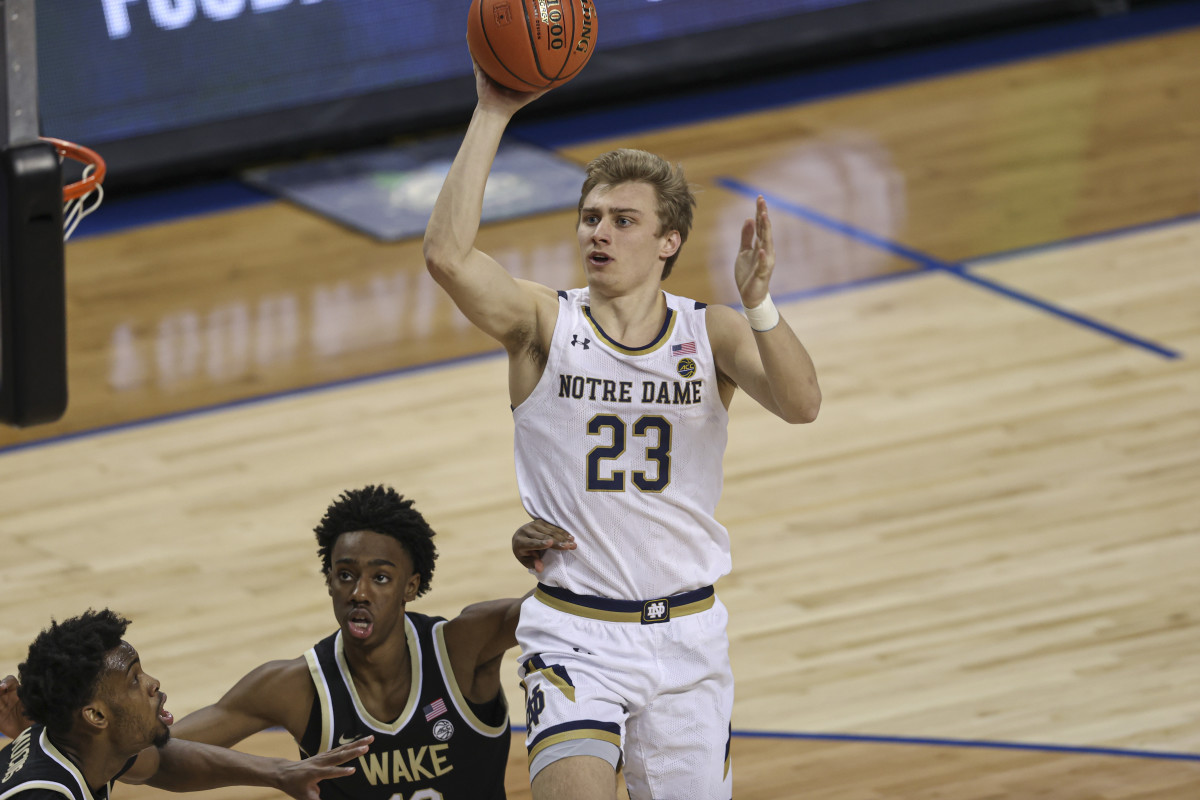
[576,0,594,52]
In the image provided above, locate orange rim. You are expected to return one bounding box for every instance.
[43,136,107,202]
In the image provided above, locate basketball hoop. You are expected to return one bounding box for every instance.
[42,136,106,240]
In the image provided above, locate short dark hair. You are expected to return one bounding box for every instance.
[18,609,130,737]
[314,485,438,597]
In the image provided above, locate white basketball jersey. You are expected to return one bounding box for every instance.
[513,288,731,598]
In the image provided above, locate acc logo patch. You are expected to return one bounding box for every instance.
[676,358,696,379]
[432,719,455,741]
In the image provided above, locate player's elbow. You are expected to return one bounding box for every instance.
[781,391,821,424]
[422,238,456,281]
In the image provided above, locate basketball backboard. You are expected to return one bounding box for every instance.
[1,0,67,426]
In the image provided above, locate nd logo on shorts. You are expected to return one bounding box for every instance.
[641,599,669,624]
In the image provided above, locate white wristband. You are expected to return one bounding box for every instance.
[744,294,780,332]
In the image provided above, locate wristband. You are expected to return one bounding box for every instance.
[744,294,780,332]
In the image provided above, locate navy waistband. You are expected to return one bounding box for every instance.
[534,583,716,624]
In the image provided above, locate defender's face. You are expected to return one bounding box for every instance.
[327,531,421,646]
[98,642,172,750]
[578,181,680,292]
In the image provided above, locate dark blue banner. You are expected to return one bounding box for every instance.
[37,0,868,144]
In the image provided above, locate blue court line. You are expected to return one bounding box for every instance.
[513,1,1200,148]
[769,269,932,306]
[966,210,1200,267]
[508,725,1197,762]
[717,177,1183,360]
[0,348,506,458]
[731,729,1200,763]
[7,196,1188,455]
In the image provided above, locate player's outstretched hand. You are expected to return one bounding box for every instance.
[734,194,776,309]
[275,736,372,800]
[513,519,576,573]
[470,58,549,115]
[0,674,32,739]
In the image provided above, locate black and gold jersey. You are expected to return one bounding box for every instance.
[0,725,133,800]
[299,613,510,800]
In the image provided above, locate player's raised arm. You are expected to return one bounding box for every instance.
[708,196,821,424]
[423,63,557,353]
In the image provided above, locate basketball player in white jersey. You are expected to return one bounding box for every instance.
[423,63,820,800]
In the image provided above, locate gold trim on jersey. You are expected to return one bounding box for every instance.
[39,729,101,800]
[527,726,622,765]
[431,621,509,737]
[303,648,333,753]
[522,660,577,702]
[0,780,75,800]
[333,620,421,734]
[582,304,677,355]
[534,587,715,622]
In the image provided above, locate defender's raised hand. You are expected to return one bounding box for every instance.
[513,519,576,573]
[275,736,372,800]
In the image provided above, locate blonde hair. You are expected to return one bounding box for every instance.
[579,149,696,279]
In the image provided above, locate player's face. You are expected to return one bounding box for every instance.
[578,181,680,293]
[327,530,421,646]
[98,642,172,751]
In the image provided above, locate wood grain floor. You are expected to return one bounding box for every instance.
[3,19,1200,800]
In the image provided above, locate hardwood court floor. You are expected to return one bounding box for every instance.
[3,217,1199,798]
[3,16,1200,800]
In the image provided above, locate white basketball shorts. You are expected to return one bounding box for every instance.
[516,584,734,800]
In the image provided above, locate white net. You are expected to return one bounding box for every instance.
[62,161,104,241]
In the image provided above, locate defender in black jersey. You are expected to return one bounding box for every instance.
[0,611,368,800]
[171,486,542,800]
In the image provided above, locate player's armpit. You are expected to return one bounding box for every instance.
[442,596,529,700]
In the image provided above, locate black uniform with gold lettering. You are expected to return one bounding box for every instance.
[299,612,509,800]
[1,725,133,800]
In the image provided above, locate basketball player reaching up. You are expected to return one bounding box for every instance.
[423,64,820,800]
[0,609,368,800]
[166,485,543,800]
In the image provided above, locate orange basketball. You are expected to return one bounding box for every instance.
[467,0,597,91]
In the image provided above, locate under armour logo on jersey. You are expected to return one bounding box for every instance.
[571,334,591,349]
[641,599,670,624]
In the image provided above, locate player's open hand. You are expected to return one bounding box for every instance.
[0,674,32,740]
[470,57,549,114]
[275,735,372,800]
[513,519,576,573]
[734,195,776,309]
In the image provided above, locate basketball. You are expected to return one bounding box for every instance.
[467,0,597,92]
